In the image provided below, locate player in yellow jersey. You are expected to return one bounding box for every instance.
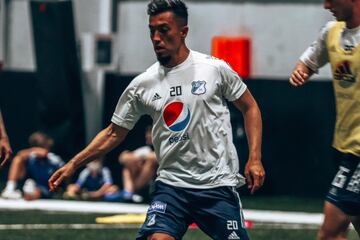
[290,0,360,238]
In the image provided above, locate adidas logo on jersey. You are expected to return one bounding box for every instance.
[152,93,162,101]
[334,60,355,83]
[228,231,240,239]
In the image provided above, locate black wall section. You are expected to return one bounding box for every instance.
[103,74,336,196]
[0,72,40,153]
[30,0,85,159]
[238,80,336,196]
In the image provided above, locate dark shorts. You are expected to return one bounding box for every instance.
[326,149,360,216]
[136,181,249,240]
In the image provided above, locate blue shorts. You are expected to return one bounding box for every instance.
[326,149,360,216]
[136,181,249,240]
[26,158,56,198]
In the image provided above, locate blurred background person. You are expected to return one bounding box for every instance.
[63,158,119,201]
[117,125,157,203]
[1,131,64,200]
[0,110,12,167]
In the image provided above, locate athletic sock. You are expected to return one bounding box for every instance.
[4,180,16,192]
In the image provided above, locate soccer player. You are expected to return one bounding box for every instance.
[0,110,12,167]
[49,0,265,239]
[289,0,360,237]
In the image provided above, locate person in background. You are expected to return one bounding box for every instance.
[118,125,158,203]
[1,131,64,200]
[63,158,119,201]
[289,0,360,237]
[0,110,12,167]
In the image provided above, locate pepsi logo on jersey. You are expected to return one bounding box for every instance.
[163,101,191,144]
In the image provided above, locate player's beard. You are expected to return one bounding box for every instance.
[157,55,171,66]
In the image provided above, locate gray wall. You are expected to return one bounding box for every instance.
[116,1,332,78]
[4,0,35,70]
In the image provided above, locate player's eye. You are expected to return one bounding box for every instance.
[159,26,169,34]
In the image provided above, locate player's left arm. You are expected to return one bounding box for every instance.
[232,89,265,194]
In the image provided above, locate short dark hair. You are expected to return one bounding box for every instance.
[147,0,188,25]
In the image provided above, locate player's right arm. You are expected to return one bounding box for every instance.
[289,61,313,87]
[289,21,333,87]
[49,123,129,191]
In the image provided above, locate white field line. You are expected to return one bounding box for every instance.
[0,199,327,227]
[0,223,140,230]
[0,222,318,230]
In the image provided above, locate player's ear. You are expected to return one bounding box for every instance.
[180,25,188,39]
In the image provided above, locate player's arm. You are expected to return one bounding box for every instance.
[0,111,12,166]
[49,123,129,191]
[13,147,49,163]
[289,61,314,87]
[232,89,265,194]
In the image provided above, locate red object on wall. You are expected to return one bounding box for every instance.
[39,3,47,12]
[211,36,251,78]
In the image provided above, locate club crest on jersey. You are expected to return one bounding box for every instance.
[146,214,156,226]
[191,81,206,95]
[163,101,191,132]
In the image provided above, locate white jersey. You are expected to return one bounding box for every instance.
[112,50,247,189]
[300,21,360,72]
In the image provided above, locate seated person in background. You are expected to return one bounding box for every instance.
[117,126,158,202]
[64,158,119,201]
[1,131,64,200]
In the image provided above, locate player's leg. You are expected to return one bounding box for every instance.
[191,186,249,240]
[146,233,175,240]
[317,201,349,240]
[1,155,27,199]
[325,150,360,239]
[122,167,135,193]
[136,181,192,240]
[133,156,157,191]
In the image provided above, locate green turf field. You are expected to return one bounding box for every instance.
[0,213,357,240]
[0,196,358,240]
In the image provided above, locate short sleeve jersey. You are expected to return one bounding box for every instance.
[112,50,247,189]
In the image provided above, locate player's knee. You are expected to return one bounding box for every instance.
[147,233,175,240]
[317,227,347,240]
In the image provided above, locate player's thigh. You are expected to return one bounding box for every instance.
[192,186,249,240]
[136,182,192,240]
[146,232,175,240]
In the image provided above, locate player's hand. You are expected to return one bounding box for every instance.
[244,159,265,194]
[0,137,12,167]
[289,69,310,87]
[48,162,76,191]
